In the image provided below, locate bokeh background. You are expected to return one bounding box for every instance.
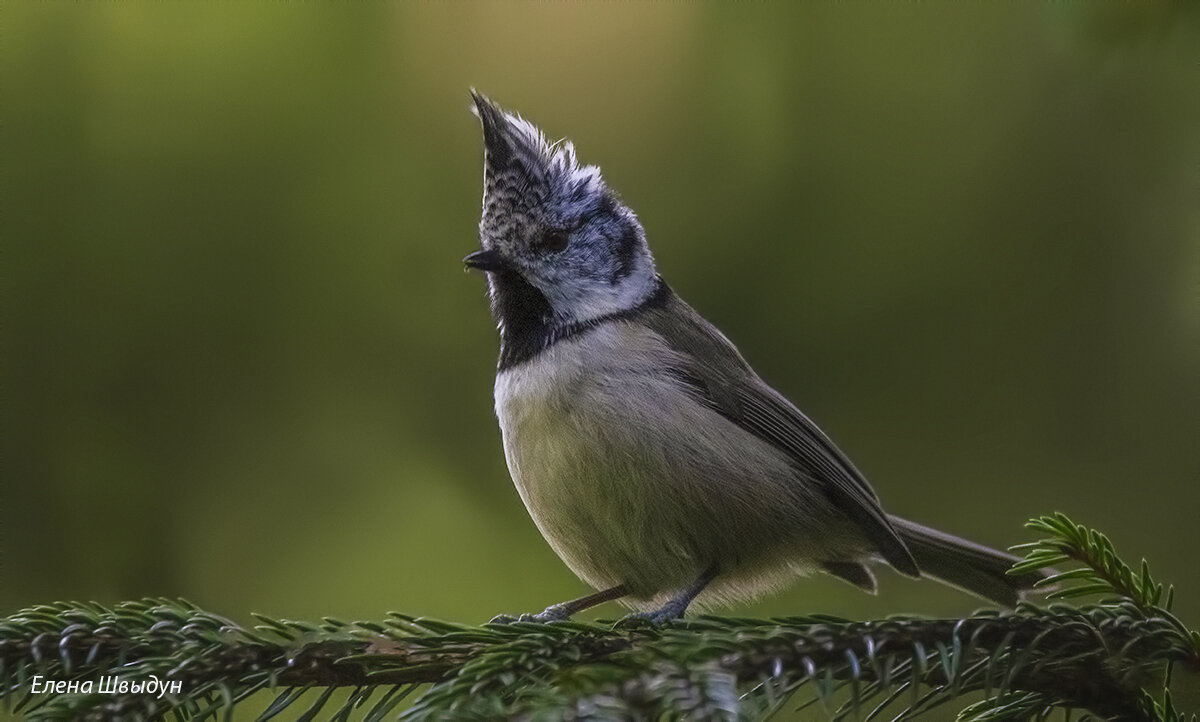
[4,0,1199,656]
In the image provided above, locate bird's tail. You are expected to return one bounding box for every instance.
[888,516,1046,607]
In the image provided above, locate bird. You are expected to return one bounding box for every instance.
[462,91,1046,623]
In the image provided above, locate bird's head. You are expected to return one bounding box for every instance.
[465,92,658,332]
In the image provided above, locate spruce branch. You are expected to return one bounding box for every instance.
[1014,513,1200,668]
[1,513,1196,721]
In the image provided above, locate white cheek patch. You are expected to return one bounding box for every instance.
[543,254,658,325]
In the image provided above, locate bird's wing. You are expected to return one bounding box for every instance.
[640,290,919,576]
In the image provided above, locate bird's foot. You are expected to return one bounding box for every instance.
[615,601,689,628]
[613,568,716,627]
[488,603,572,625]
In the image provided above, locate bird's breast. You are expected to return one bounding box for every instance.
[493,326,647,514]
[492,324,706,591]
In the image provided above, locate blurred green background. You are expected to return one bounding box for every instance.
[4,1,1199,638]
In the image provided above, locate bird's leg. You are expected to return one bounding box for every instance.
[490,584,628,624]
[621,566,718,625]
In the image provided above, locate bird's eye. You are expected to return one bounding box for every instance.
[535,229,569,254]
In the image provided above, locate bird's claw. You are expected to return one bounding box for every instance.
[489,605,572,625]
[615,607,685,628]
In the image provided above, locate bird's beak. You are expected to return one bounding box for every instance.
[462,249,509,272]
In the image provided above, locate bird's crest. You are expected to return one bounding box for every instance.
[470,91,602,207]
